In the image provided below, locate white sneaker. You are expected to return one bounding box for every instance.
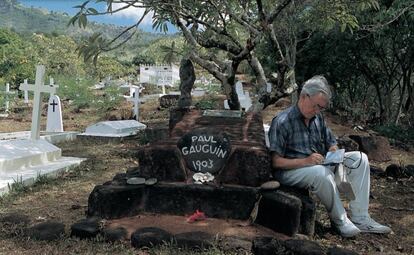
[351,216,392,234]
[332,217,361,238]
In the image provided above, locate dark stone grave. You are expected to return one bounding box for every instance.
[78,107,317,248]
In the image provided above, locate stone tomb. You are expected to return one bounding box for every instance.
[79,120,146,138]
[0,139,83,195]
[83,108,316,244]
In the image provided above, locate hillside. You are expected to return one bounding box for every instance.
[0,0,176,61]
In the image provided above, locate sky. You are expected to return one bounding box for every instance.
[17,0,176,33]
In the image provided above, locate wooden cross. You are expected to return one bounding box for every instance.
[19,65,57,140]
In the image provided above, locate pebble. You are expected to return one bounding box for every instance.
[145,178,157,185]
[260,181,280,190]
[126,177,146,185]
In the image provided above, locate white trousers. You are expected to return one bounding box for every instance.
[274,151,370,224]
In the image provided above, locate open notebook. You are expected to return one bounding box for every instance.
[322,149,345,165]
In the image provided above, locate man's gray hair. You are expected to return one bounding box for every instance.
[300,75,332,100]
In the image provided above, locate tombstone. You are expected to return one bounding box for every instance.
[192,87,206,97]
[224,81,252,111]
[19,65,57,140]
[86,108,317,242]
[177,129,231,173]
[0,65,85,195]
[159,94,179,108]
[80,120,146,138]
[46,95,63,132]
[48,77,56,96]
[123,85,143,121]
[22,79,29,104]
[0,83,16,115]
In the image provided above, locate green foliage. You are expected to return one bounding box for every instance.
[7,176,28,195]
[373,124,414,144]
[194,95,221,110]
[57,75,94,110]
[132,53,155,66]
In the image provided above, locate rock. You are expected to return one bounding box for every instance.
[349,135,392,162]
[0,213,30,225]
[284,239,324,255]
[70,217,101,239]
[386,164,414,178]
[251,237,289,255]
[218,236,252,252]
[26,221,65,241]
[173,231,214,248]
[260,181,280,190]
[131,227,172,248]
[145,178,157,185]
[327,246,359,255]
[102,227,128,242]
[126,177,146,185]
[337,136,359,152]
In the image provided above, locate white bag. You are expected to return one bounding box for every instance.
[334,163,356,200]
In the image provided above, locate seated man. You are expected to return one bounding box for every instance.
[268,75,392,237]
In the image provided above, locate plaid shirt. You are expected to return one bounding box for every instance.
[268,104,337,159]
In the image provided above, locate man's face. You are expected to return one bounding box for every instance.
[301,93,329,119]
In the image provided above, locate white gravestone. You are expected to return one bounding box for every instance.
[1,83,16,114]
[46,95,63,132]
[19,65,57,140]
[22,79,29,103]
[224,81,252,111]
[127,86,141,121]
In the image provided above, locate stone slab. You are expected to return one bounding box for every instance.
[80,120,146,137]
[0,131,78,144]
[0,155,84,195]
[0,139,61,173]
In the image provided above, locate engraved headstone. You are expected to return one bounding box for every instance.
[177,129,231,174]
[159,94,179,108]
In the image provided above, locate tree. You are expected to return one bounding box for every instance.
[71,0,379,111]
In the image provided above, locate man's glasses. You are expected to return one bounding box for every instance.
[307,95,328,112]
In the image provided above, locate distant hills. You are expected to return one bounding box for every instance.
[0,0,178,61]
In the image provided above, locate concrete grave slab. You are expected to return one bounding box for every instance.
[0,131,78,144]
[80,120,146,138]
[0,139,84,195]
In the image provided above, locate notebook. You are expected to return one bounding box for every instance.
[322,149,345,165]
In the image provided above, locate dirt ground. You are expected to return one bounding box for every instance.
[0,98,413,254]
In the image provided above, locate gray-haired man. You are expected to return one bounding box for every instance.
[268,75,391,237]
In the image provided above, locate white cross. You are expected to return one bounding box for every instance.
[2,83,16,112]
[126,86,141,121]
[19,65,57,140]
[49,77,58,96]
[22,79,29,103]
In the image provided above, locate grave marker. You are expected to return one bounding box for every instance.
[19,65,57,140]
[1,83,16,114]
[177,129,231,173]
[125,86,141,121]
[22,79,29,103]
[46,95,63,132]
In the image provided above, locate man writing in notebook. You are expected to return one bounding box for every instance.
[268,75,391,237]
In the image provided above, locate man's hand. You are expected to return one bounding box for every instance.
[329,145,338,152]
[305,153,325,165]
